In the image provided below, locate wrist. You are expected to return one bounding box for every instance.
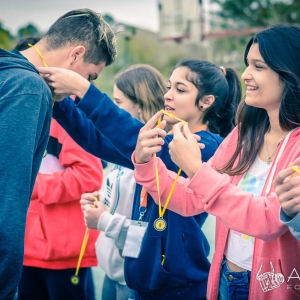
[134,152,151,164]
[74,80,90,99]
[185,161,203,178]
[283,209,297,219]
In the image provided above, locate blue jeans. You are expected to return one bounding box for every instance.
[218,259,251,300]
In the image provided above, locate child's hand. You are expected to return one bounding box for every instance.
[169,123,203,178]
[83,201,107,229]
[274,159,300,218]
[38,67,90,100]
[134,111,167,164]
[80,191,100,211]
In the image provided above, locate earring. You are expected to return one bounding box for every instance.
[198,105,203,111]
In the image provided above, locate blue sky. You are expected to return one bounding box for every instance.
[0,0,159,34]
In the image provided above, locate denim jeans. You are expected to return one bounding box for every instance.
[218,259,251,300]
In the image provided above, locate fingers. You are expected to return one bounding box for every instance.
[172,122,185,136]
[142,111,164,131]
[290,158,300,167]
[158,120,167,130]
[274,167,297,188]
[193,134,201,142]
[80,192,99,210]
[275,176,300,196]
[281,195,300,213]
[37,66,60,75]
[198,143,205,149]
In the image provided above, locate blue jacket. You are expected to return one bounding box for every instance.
[280,209,300,241]
[53,84,223,300]
[0,48,52,299]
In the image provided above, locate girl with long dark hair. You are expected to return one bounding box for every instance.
[133,24,300,300]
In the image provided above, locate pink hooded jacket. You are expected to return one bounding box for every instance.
[133,127,300,300]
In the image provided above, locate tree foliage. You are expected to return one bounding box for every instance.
[18,24,40,38]
[211,0,300,28]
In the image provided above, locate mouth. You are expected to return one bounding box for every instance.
[246,85,258,92]
[164,105,174,112]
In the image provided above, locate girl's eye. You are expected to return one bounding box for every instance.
[177,88,184,93]
[166,86,171,90]
[255,65,263,69]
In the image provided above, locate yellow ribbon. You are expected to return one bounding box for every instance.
[28,43,57,107]
[73,196,98,282]
[291,166,300,174]
[154,110,186,220]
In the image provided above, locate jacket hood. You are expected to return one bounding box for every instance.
[0,48,38,74]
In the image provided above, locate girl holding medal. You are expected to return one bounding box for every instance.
[38,59,241,300]
[133,24,300,300]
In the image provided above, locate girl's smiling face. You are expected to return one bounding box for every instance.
[241,43,284,113]
[164,67,201,128]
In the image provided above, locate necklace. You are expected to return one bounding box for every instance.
[28,43,56,107]
[265,139,279,165]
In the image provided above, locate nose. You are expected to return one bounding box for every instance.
[241,66,251,81]
[164,89,173,102]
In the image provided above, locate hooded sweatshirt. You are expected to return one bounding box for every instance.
[133,126,300,300]
[52,84,223,300]
[0,48,52,299]
[23,120,102,269]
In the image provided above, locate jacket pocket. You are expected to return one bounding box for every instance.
[125,236,171,291]
[24,211,48,259]
[252,257,300,299]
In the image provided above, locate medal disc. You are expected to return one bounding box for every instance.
[154,218,167,231]
[70,275,80,285]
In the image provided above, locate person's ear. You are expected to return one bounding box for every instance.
[69,46,86,65]
[198,95,215,111]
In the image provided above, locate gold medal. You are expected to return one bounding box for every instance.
[70,275,80,285]
[154,218,167,231]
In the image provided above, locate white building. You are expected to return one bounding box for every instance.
[158,0,209,43]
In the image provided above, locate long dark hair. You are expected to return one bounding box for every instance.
[219,24,300,176]
[174,59,242,138]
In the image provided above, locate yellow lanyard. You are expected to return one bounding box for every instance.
[28,44,56,107]
[141,110,206,231]
[71,196,98,285]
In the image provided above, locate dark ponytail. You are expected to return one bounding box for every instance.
[174,59,242,138]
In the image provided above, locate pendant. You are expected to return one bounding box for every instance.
[154,218,167,231]
[267,157,272,165]
[70,275,80,285]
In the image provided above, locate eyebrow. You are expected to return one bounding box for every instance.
[247,58,267,64]
[168,80,188,87]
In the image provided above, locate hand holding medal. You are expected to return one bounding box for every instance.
[274,158,300,218]
[135,110,204,231]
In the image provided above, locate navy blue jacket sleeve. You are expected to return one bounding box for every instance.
[53,84,222,170]
[53,96,133,169]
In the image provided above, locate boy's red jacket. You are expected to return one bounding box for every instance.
[23,120,103,269]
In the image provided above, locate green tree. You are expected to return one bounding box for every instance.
[211,0,300,28]
[0,22,15,50]
[18,23,40,38]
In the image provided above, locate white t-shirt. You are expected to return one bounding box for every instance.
[225,156,272,271]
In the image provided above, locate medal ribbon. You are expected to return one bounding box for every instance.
[72,196,99,284]
[141,110,207,221]
[28,43,57,107]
